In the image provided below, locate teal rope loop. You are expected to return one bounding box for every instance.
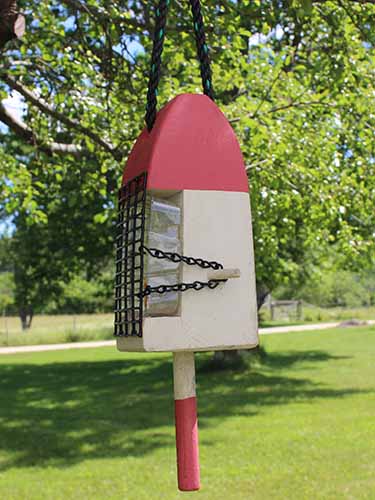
[145,0,214,132]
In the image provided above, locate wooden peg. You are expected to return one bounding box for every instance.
[207,268,241,281]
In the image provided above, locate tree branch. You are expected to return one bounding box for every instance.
[314,0,375,4]
[61,0,193,33]
[266,100,336,114]
[62,0,152,32]
[337,0,372,42]
[2,74,123,160]
[230,99,336,123]
[0,101,83,156]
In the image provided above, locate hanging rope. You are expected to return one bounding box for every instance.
[145,0,170,134]
[189,0,214,101]
[145,0,214,132]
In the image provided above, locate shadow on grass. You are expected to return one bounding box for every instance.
[260,349,352,369]
[0,349,369,471]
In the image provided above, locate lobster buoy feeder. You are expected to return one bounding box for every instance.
[114,0,259,492]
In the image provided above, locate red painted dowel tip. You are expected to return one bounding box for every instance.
[175,397,200,491]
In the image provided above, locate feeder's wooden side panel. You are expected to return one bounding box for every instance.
[180,189,258,350]
[118,190,258,352]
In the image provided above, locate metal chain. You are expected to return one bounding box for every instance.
[138,245,226,298]
[145,0,214,132]
[140,245,223,270]
[141,279,223,298]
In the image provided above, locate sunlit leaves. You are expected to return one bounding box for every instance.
[1,0,375,304]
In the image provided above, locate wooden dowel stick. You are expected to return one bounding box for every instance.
[173,351,200,491]
[207,268,241,281]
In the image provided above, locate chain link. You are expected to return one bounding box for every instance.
[141,279,223,298]
[140,245,223,270]
[138,245,226,298]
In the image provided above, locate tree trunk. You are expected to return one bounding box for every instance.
[256,282,270,311]
[19,306,33,330]
[0,0,25,49]
[212,349,243,366]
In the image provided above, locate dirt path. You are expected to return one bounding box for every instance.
[2,320,372,356]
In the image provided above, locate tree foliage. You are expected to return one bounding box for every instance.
[275,247,375,307]
[1,0,375,316]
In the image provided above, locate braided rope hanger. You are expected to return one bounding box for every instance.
[145,0,214,132]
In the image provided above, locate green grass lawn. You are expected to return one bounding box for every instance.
[1,306,375,347]
[0,327,374,499]
[0,314,114,347]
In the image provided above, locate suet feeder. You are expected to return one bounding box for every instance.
[115,94,258,352]
[114,0,259,492]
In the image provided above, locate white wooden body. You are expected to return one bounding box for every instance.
[117,189,258,352]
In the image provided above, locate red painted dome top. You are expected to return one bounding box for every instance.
[122,94,248,193]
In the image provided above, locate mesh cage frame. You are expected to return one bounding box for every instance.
[114,172,147,337]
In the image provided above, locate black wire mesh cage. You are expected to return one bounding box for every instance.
[114,172,147,337]
[114,170,226,338]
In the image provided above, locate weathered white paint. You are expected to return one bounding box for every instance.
[173,351,196,400]
[117,189,259,352]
